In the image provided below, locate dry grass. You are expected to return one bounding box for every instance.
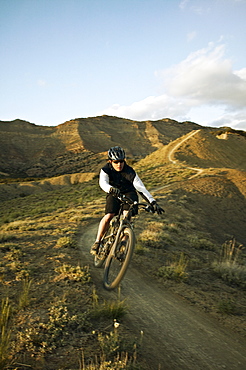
[0,298,12,369]
[212,238,246,289]
[157,252,189,282]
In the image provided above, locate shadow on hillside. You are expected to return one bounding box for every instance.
[173,175,246,245]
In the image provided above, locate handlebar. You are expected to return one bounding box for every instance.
[116,194,155,213]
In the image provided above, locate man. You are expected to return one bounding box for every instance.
[90,146,164,255]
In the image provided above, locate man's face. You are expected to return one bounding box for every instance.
[111,159,125,172]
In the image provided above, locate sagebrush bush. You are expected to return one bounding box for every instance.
[187,235,215,250]
[212,261,246,289]
[16,299,82,355]
[54,263,91,283]
[138,220,173,249]
[89,288,128,320]
[55,235,77,248]
[157,253,189,281]
[212,238,245,289]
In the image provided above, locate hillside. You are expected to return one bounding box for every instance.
[0,116,200,178]
[0,116,245,369]
[135,129,246,245]
[174,130,246,171]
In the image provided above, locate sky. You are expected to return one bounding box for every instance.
[1,0,246,130]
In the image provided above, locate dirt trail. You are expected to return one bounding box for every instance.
[79,224,246,370]
[168,129,204,178]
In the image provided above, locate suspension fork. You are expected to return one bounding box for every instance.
[109,219,129,256]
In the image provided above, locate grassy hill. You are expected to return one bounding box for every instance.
[0,117,245,369]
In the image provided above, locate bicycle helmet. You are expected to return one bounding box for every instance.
[108,146,125,161]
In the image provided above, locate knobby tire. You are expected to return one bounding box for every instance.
[94,249,106,268]
[103,226,134,290]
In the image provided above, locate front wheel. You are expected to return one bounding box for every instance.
[103,226,134,290]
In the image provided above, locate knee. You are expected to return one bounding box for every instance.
[104,213,115,222]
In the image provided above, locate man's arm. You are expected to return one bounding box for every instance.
[133,173,155,204]
[99,169,111,193]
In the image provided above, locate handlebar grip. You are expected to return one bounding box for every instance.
[145,205,154,213]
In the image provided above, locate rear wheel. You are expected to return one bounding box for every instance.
[103,226,134,290]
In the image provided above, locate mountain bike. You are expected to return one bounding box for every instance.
[93,194,154,290]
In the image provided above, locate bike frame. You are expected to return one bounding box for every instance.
[106,195,151,257]
[108,216,131,258]
[94,194,154,287]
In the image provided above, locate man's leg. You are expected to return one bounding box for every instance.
[96,213,115,241]
[90,213,115,254]
[91,193,120,255]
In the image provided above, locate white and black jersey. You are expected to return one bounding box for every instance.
[99,162,155,204]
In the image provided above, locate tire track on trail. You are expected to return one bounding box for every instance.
[79,224,246,370]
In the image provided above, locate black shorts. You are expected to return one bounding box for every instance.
[105,191,138,215]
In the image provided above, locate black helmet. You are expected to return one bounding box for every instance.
[108,146,125,161]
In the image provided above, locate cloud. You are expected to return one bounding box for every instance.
[179,0,210,14]
[187,31,197,42]
[100,42,246,130]
[179,0,189,10]
[210,110,246,130]
[99,95,190,121]
[37,79,47,87]
[160,42,246,108]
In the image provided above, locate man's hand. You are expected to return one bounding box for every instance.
[151,201,165,215]
[110,187,121,197]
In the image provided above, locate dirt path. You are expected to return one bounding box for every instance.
[79,224,246,370]
[168,130,204,178]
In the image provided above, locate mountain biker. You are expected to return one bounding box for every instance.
[90,146,164,255]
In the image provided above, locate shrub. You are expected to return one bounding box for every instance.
[217,298,236,315]
[54,264,91,283]
[18,278,32,310]
[17,299,81,355]
[83,321,137,370]
[138,221,173,249]
[212,261,246,289]
[188,235,215,250]
[157,253,189,281]
[212,238,246,289]
[55,235,77,248]
[89,289,127,320]
[0,298,12,368]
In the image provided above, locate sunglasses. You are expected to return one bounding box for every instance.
[112,160,124,164]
